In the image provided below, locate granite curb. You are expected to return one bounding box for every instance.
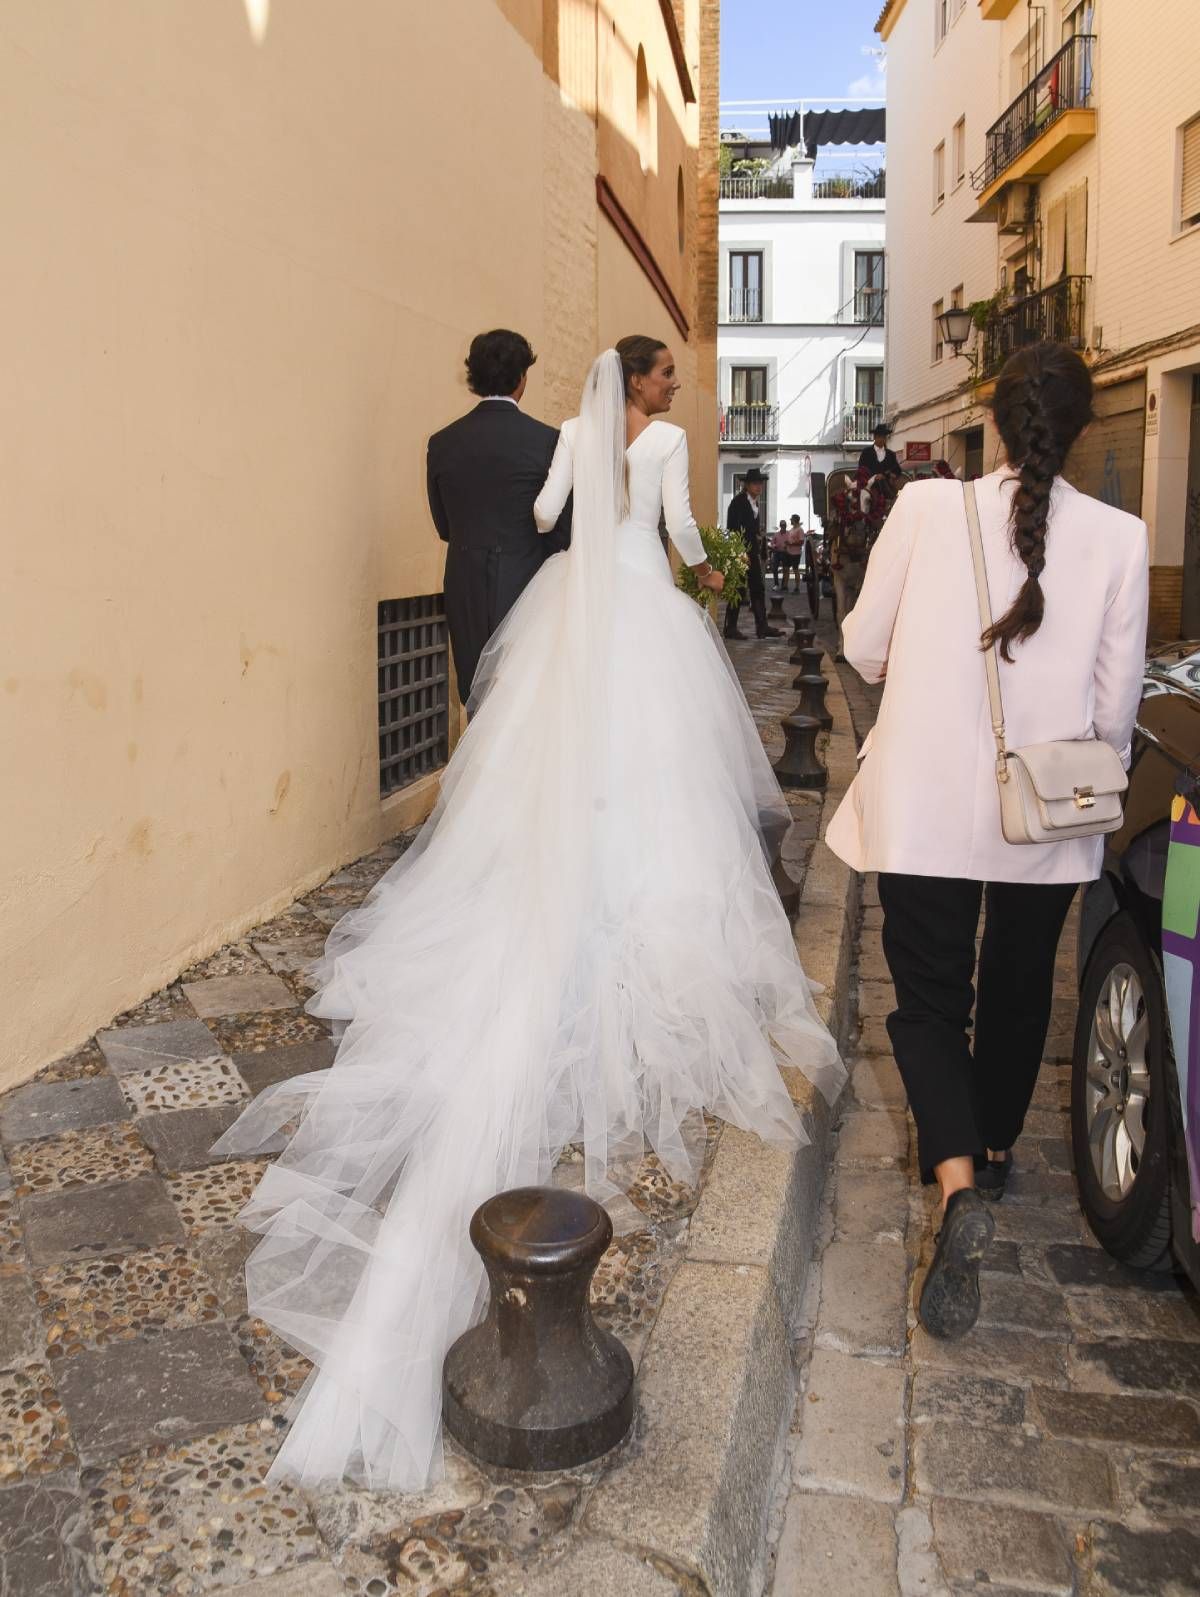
[556,658,862,1597]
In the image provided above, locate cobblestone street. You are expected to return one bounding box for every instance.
[771,643,1200,1597]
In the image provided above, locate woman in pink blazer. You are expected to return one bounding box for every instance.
[827,343,1149,1339]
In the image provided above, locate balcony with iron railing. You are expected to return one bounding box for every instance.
[721,404,780,444]
[719,165,886,203]
[843,402,886,444]
[850,287,885,326]
[980,276,1089,381]
[971,35,1097,214]
[728,287,763,323]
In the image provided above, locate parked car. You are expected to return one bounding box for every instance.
[1073,641,1200,1289]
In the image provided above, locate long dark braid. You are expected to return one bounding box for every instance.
[984,343,1093,662]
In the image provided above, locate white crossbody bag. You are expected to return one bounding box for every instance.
[963,482,1128,846]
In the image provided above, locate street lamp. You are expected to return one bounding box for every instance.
[938,305,975,357]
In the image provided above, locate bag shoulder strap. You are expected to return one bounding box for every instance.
[964,482,1010,781]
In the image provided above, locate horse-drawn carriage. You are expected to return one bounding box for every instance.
[807,466,899,624]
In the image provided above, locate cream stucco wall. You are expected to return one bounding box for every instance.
[881,0,1200,517]
[1,0,717,1088]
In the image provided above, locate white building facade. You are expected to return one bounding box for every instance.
[878,0,1200,639]
[717,133,886,531]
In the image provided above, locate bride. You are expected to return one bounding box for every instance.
[214,339,844,1490]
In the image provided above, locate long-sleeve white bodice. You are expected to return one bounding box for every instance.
[533,417,707,567]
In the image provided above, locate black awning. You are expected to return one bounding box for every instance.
[768,106,887,156]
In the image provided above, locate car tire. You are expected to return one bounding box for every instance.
[1071,912,1174,1270]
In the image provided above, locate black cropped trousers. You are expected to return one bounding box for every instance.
[877,873,1078,1183]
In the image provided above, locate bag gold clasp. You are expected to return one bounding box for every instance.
[1073,786,1096,810]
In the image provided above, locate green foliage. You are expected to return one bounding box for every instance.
[968,294,1002,331]
[676,525,750,610]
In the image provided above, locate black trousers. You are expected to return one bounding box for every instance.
[444,540,545,705]
[724,542,769,636]
[877,873,1077,1183]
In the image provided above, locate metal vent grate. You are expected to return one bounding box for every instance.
[377,595,450,797]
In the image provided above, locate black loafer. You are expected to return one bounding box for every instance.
[724,630,748,641]
[756,627,784,639]
[919,1189,995,1341]
[975,1150,1013,1203]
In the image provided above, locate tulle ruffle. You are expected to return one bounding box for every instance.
[214,531,843,1490]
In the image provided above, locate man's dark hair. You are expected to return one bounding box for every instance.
[465,329,536,397]
[790,514,802,526]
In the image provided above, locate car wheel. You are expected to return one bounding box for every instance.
[1071,912,1173,1269]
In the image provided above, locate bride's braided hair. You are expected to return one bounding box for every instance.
[984,342,1093,662]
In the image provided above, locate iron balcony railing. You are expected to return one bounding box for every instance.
[718,169,886,201]
[722,404,780,443]
[728,287,763,322]
[852,287,885,325]
[843,403,886,444]
[719,173,793,200]
[813,170,886,200]
[972,34,1096,193]
[981,276,1089,380]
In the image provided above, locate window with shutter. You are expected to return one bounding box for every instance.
[1043,197,1067,284]
[1065,182,1088,276]
[1181,114,1200,231]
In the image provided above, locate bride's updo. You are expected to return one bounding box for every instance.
[616,334,667,396]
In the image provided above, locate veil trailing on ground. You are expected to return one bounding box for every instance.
[213,349,842,1491]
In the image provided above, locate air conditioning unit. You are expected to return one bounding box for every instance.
[996,183,1033,234]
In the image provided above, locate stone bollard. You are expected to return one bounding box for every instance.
[794,671,833,731]
[768,590,787,624]
[773,712,827,790]
[790,612,811,647]
[442,1186,634,1472]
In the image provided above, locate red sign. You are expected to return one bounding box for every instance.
[905,441,933,462]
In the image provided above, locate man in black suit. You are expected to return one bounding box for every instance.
[857,423,902,482]
[427,329,570,704]
[723,468,781,640]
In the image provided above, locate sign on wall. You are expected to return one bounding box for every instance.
[905,442,932,462]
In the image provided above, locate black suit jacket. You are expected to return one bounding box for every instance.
[727,490,762,550]
[858,444,902,479]
[426,400,570,553]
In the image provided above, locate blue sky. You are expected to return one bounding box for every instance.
[720,0,886,129]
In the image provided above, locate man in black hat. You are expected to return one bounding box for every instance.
[723,467,781,640]
[858,423,902,481]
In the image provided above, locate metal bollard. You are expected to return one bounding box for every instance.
[794,671,833,731]
[442,1187,634,1471]
[790,612,811,647]
[773,711,827,790]
[798,643,825,680]
[768,590,787,624]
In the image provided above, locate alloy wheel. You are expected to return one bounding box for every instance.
[1084,961,1152,1202]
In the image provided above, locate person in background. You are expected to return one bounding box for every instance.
[826,342,1148,1342]
[858,422,902,482]
[785,515,806,592]
[723,468,781,640]
[770,520,789,592]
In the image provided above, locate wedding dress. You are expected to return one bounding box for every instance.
[214,351,844,1490]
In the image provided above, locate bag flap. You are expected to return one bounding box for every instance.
[1012,740,1129,802]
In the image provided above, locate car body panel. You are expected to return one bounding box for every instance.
[1163,795,1200,1245]
[1078,642,1200,1288]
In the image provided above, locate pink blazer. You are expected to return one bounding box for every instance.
[825,470,1149,885]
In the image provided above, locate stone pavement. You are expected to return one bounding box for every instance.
[769,657,1200,1597]
[0,610,825,1597]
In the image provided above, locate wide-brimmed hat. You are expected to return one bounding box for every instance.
[742,467,768,484]
[871,422,892,438]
